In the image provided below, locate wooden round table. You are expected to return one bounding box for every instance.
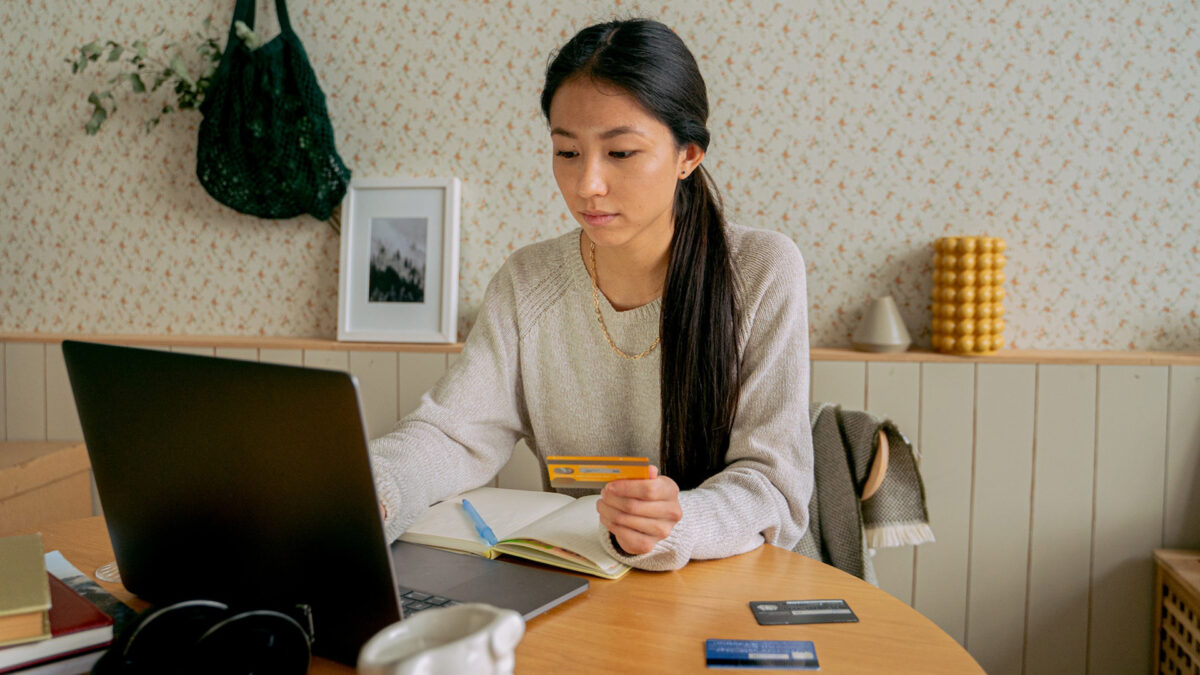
[36,517,982,674]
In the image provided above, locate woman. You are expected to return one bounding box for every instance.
[370,18,812,571]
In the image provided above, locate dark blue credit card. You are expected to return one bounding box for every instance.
[705,639,819,670]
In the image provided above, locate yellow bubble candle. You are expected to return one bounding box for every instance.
[931,236,1007,355]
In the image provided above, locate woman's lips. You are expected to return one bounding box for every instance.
[581,211,617,227]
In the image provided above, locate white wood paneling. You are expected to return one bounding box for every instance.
[811,360,866,409]
[5,342,46,440]
[44,343,83,441]
[1024,365,1096,675]
[303,350,349,372]
[966,364,1036,675]
[259,349,303,366]
[1089,365,1169,675]
[396,353,448,420]
[350,351,399,440]
[865,362,921,605]
[214,347,258,362]
[913,363,974,645]
[496,439,543,491]
[1165,365,1200,548]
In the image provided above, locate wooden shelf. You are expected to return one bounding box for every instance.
[807,347,1200,366]
[0,332,462,354]
[2,332,1197,366]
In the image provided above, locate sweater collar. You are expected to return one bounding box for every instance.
[561,229,664,321]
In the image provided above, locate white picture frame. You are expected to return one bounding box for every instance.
[337,177,461,343]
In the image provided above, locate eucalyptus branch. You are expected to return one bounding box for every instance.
[69,17,253,135]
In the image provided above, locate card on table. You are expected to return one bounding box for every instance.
[749,599,859,625]
[546,455,651,487]
[705,639,819,670]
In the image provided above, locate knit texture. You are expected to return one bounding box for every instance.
[369,225,813,571]
[196,0,350,220]
[794,402,934,583]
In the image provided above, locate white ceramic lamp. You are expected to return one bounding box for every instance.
[852,296,912,353]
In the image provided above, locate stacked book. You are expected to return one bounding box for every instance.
[0,535,116,674]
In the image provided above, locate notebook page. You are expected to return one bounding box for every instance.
[401,487,575,552]
[505,495,626,575]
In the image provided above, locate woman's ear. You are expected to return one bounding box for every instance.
[677,143,705,180]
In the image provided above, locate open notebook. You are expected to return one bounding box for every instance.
[399,487,631,580]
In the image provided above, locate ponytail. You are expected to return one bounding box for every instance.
[660,166,739,490]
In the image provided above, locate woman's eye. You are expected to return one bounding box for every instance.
[609,150,636,159]
[554,150,578,159]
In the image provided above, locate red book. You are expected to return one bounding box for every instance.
[0,574,114,673]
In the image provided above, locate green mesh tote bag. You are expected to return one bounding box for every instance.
[197,0,350,221]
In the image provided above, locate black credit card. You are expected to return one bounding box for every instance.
[749,599,859,625]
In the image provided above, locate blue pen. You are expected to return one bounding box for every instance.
[461,499,498,547]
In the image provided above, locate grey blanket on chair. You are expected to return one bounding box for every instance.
[793,402,935,584]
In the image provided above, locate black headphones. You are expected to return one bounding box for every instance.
[92,599,312,675]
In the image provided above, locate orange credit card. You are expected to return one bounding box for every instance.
[546,456,652,487]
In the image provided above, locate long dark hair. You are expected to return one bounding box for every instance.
[541,19,740,491]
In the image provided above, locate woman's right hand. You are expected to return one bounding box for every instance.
[596,466,682,555]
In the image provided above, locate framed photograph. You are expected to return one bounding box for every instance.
[338,177,461,343]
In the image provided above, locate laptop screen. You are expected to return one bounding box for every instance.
[62,340,402,664]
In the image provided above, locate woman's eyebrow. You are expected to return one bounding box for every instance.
[550,125,646,140]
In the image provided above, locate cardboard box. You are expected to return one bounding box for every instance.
[0,442,92,536]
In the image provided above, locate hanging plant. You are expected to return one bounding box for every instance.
[69,7,345,232]
[69,18,261,135]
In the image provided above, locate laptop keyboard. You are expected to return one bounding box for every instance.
[400,589,461,615]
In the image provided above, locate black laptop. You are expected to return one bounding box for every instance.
[62,340,588,664]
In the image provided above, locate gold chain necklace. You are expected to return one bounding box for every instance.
[589,241,662,360]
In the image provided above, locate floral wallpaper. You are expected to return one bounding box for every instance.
[1,0,1196,349]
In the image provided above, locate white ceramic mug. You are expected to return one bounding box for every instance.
[357,603,525,675]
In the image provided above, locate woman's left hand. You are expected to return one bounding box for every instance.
[596,466,682,555]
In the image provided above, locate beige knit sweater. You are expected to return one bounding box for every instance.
[369,225,813,571]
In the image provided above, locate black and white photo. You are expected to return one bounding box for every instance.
[338,178,460,343]
[368,217,427,304]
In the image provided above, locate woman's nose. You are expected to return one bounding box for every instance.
[577,156,607,198]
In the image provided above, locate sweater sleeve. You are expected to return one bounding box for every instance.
[369,262,530,543]
[600,232,814,570]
